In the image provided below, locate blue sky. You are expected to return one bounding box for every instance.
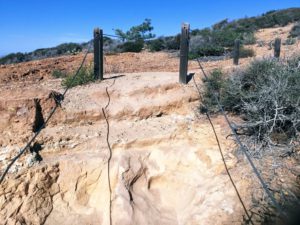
[0,0,299,56]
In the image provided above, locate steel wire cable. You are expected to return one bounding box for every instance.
[103,34,122,39]
[102,78,116,225]
[194,59,283,215]
[192,76,253,224]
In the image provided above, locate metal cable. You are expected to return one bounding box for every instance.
[102,79,116,225]
[192,76,253,224]
[194,59,283,214]
[0,46,91,184]
[102,108,112,225]
[104,79,116,110]
[103,33,142,43]
[103,34,122,39]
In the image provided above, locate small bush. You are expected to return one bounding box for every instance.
[189,45,225,59]
[147,38,165,52]
[202,69,226,111]
[118,40,144,53]
[211,29,241,47]
[242,32,256,45]
[52,70,67,78]
[189,35,206,51]
[283,38,296,45]
[289,22,300,38]
[0,42,84,65]
[62,65,95,88]
[0,52,29,65]
[56,43,82,55]
[164,35,181,50]
[201,57,300,145]
[283,38,297,45]
[144,35,181,52]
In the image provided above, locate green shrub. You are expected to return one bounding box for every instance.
[56,43,82,55]
[211,9,300,34]
[164,34,181,50]
[202,69,226,111]
[0,52,28,65]
[147,38,165,52]
[0,43,84,65]
[191,28,212,39]
[52,70,67,78]
[287,54,300,68]
[210,8,300,37]
[189,35,206,52]
[201,57,300,144]
[62,65,95,88]
[189,45,225,59]
[143,35,181,51]
[283,38,297,45]
[253,8,300,29]
[242,32,256,45]
[289,22,300,38]
[221,59,280,112]
[118,40,144,53]
[187,8,300,57]
[211,29,241,47]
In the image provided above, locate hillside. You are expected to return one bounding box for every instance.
[0,19,299,225]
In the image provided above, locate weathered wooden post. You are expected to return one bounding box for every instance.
[94,28,104,80]
[179,23,190,84]
[274,38,281,58]
[233,39,240,65]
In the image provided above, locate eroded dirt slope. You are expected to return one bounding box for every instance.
[0,71,254,225]
[0,24,299,225]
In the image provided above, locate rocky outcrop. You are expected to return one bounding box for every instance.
[0,164,59,225]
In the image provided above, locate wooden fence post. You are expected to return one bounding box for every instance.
[274,38,281,58]
[94,28,104,80]
[233,39,240,65]
[179,23,190,84]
